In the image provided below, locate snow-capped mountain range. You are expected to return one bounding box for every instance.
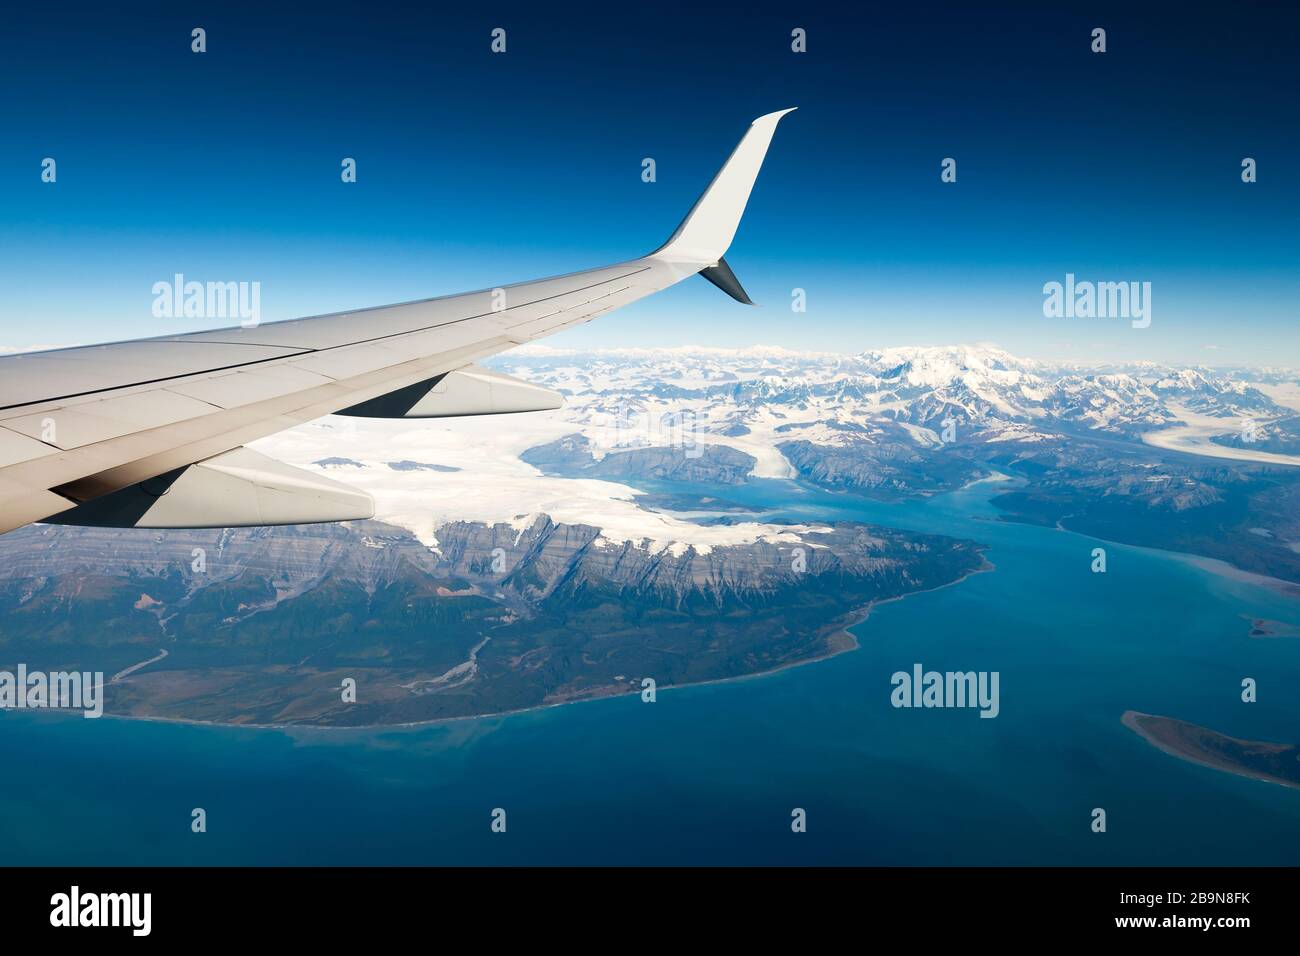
[249,344,1299,550]
[499,343,1296,447]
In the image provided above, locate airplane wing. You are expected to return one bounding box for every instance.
[0,109,795,533]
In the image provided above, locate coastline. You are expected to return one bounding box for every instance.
[1001,509,1300,600]
[1122,710,1300,792]
[95,552,997,735]
[1172,553,1300,600]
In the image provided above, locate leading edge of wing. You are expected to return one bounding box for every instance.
[0,110,795,534]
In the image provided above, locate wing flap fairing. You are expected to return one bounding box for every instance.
[336,364,563,419]
[45,446,374,529]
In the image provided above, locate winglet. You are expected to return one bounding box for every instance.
[698,257,754,305]
[651,108,795,266]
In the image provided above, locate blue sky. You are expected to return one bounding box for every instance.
[1,1,1296,366]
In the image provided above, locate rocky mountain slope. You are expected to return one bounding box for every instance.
[0,516,987,725]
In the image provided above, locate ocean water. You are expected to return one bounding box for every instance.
[2,477,1299,865]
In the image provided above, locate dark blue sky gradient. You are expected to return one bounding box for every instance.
[1,1,1296,363]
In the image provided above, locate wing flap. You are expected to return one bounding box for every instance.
[337,364,563,419]
[0,427,59,468]
[45,446,374,529]
[0,479,76,531]
[165,366,337,409]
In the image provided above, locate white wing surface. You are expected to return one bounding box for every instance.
[0,109,795,533]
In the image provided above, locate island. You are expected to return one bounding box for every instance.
[1122,710,1300,790]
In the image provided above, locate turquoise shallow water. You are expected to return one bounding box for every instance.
[2,477,1299,865]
